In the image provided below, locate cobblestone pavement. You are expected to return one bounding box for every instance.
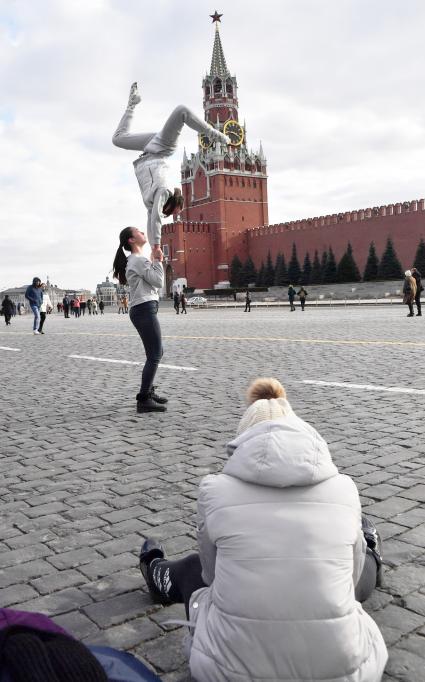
[1,306,425,681]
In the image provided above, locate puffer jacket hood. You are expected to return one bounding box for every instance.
[225,412,338,488]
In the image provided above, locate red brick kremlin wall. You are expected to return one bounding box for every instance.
[247,199,425,272]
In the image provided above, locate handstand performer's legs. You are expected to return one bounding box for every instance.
[112,105,156,151]
[157,105,224,147]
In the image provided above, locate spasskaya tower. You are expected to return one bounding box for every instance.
[162,11,268,290]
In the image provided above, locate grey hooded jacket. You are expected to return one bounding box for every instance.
[188,406,388,682]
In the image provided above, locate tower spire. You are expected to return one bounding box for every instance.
[209,12,229,78]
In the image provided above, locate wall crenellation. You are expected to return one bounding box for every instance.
[246,198,425,238]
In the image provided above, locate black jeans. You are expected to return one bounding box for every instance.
[130,300,163,400]
[415,292,422,315]
[39,312,46,332]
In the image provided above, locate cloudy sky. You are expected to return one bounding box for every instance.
[1,0,425,291]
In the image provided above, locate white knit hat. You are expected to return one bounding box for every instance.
[236,378,291,435]
[405,270,412,277]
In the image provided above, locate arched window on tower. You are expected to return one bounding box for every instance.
[205,84,210,97]
[226,79,233,96]
[255,158,262,173]
[245,157,252,172]
[214,78,222,95]
[234,156,241,171]
[224,155,231,170]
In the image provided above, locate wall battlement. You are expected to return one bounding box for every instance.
[247,199,425,238]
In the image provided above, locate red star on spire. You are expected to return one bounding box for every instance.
[210,10,223,23]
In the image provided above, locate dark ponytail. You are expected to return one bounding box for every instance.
[113,226,134,285]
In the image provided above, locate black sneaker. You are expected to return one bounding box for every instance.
[139,538,171,604]
[362,516,383,586]
[150,386,168,404]
[137,397,167,413]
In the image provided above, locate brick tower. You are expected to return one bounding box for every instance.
[170,12,268,289]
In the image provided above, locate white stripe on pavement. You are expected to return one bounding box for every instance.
[302,380,425,395]
[68,354,198,371]
[0,346,20,352]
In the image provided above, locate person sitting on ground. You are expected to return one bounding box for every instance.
[403,270,417,317]
[139,377,388,682]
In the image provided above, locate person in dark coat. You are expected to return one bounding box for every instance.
[1,295,14,326]
[173,291,180,314]
[288,284,296,311]
[244,289,251,312]
[411,267,422,316]
[297,286,308,311]
[99,300,105,314]
[62,295,70,318]
[24,277,43,333]
[180,292,187,314]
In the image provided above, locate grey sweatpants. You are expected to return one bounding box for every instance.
[113,104,224,246]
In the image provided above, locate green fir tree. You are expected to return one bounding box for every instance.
[230,254,243,287]
[310,250,322,284]
[287,243,301,284]
[274,253,288,286]
[363,242,379,281]
[240,256,258,287]
[264,251,275,286]
[413,238,425,275]
[378,238,403,280]
[322,246,337,283]
[256,262,266,287]
[336,243,361,283]
[301,252,312,285]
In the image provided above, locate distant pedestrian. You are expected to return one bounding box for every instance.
[180,292,187,314]
[99,300,105,315]
[403,270,417,317]
[173,291,180,315]
[38,284,53,334]
[63,295,70,318]
[244,289,251,312]
[297,286,308,311]
[17,302,21,315]
[87,298,92,315]
[80,299,87,316]
[411,267,422,316]
[233,289,237,302]
[92,299,98,315]
[25,277,43,334]
[74,296,81,317]
[123,295,129,313]
[288,284,296,311]
[1,295,14,326]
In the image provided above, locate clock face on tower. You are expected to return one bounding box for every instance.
[199,133,213,149]
[223,119,244,146]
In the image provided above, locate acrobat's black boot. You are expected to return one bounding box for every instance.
[137,395,167,413]
[139,538,172,604]
[150,386,168,404]
[362,516,383,586]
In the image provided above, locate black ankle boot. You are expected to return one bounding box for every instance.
[150,386,168,404]
[137,396,167,413]
[139,538,172,604]
[362,516,383,586]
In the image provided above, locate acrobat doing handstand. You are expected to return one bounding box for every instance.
[113,83,230,257]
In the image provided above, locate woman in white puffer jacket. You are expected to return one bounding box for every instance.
[139,378,388,682]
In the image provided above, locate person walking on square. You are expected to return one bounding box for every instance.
[297,286,308,311]
[139,377,387,682]
[1,295,14,326]
[87,297,92,315]
[92,299,98,315]
[80,298,87,316]
[113,226,168,413]
[73,296,81,318]
[173,291,180,315]
[25,277,43,334]
[244,289,251,312]
[99,300,105,315]
[38,284,53,334]
[112,82,230,254]
[411,267,422,316]
[62,295,70,318]
[403,270,416,317]
[180,291,187,314]
[288,284,296,311]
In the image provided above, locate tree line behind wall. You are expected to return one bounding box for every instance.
[230,238,425,288]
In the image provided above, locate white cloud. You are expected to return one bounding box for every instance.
[1,0,425,289]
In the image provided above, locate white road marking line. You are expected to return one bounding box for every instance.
[302,380,425,395]
[0,346,20,352]
[68,354,198,371]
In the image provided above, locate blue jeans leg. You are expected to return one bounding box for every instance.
[130,301,163,399]
[30,304,40,331]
